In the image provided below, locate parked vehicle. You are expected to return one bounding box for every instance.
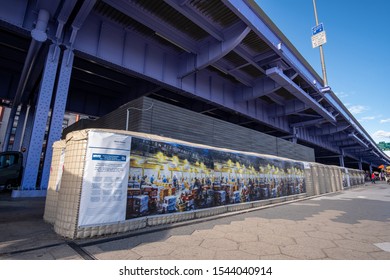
[0,151,23,191]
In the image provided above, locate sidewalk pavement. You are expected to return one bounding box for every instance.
[1,182,390,260]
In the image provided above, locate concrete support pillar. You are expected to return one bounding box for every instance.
[40,49,74,190]
[21,45,60,190]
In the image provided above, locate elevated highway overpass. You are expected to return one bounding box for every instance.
[0,0,388,191]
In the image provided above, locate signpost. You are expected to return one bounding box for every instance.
[312,0,328,86]
[311,23,327,48]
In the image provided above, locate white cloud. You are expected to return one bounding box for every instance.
[334,91,349,99]
[372,130,390,142]
[348,105,368,115]
[360,116,375,121]
[380,119,390,123]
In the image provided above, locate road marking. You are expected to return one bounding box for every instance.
[291,203,320,206]
[312,197,352,201]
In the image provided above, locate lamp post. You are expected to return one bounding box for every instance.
[312,0,328,86]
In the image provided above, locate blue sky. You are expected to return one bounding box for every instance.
[257,0,390,144]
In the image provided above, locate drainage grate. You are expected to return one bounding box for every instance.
[67,241,96,260]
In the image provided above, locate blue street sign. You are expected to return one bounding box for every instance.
[312,23,324,35]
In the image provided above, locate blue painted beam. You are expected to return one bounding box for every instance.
[0,0,29,28]
[164,0,224,41]
[55,0,78,41]
[103,0,198,53]
[271,99,308,117]
[213,60,253,86]
[74,16,289,132]
[325,133,350,142]
[348,133,369,149]
[312,124,350,136]
[234,46,266,74]
[340,144,365,150]
[68,0,96,49]
[179,23,251,78]
[333,140,359,147]
[254,50,277,64]
[290,118,325,128]
[73,14,292,133]
[266,67,336,123]
[267,92,285,106]
[322,92,387,160]
[234,76,280,102]
[70,1,385,165]
[72,0,96,29]
[224,0,324,91]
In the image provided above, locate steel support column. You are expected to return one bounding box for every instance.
[2,39,42,151]
[20,106,34,168]
[13,104,31,152]
[358,159,363,171]
[12,104,28,151]
[339,149,345,167]
[40,49,74,190]
[21,45,60,190]
[2,9,49,152]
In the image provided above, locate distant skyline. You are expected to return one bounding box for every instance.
[257,0,390,144]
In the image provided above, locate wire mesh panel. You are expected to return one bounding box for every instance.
[43,140,66,224]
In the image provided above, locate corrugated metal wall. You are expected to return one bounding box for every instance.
[77,97,315,162]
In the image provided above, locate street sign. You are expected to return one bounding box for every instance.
[312,23,324,35]
[311,31,327,48]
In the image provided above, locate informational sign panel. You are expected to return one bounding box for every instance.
[311,31,327,48]
[311,23,327,48]
[78,131,131,227]
[312,23,324,35]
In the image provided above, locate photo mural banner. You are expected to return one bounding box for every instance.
[125,137,306,219]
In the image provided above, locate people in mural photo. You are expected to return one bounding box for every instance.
[125,137,306,219]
